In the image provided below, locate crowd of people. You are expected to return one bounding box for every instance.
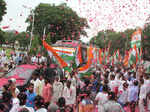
[0,49,47,72]
[0,49,150,112]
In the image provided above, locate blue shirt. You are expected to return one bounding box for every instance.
[91,80,98,92]
[99,85,103,92]
[25,91,36,108]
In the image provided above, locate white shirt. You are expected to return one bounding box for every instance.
[1,50,5,56]
[118,88,128,104]
[124,72,129,80]
[1,56,8,64]
[109,80,118,92]
[103,100,124,112]
[63,85,74,105]
[18,105,34,112]
[70,85,76,104]
[41,56,46,63]
[15,88,20,96]
[34,78,43,96]
[139,84,147,100]
[31,56,37,63]
[147,98,150,111]
[52,81,63,102]
[95,92,108,112]
[9,98,20,112]
[13,55,17,63]
[144,79,150,93]
[36,108,47,112]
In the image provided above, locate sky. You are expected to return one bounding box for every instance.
[1,0,150,42]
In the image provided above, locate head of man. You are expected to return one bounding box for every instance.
[28,83,34,93]
[66,80,71,89]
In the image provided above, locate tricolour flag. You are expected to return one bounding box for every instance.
[123,50,129,67]
[76,44,83,66]
[129,29,142,66]
[52,46,75,64]
[131,28,142,48]
[114,49,121,64]
[129,45,139,67]
[99,49,102,64]
[78,45,93,73]
[43,40,72,72]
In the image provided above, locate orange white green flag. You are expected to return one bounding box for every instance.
[43,40,72,72]
[78,45,94,73]
[131,28,142,48]
[129,29,142,66]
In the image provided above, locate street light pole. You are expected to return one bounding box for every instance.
[43,27,46,39]
[28,10,35,52]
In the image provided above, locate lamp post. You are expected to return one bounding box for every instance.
[28,9,35,52]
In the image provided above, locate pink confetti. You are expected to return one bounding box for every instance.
[74,0,150,34]
[2,26,9,29]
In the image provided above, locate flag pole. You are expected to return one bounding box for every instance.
[43,27,46,40]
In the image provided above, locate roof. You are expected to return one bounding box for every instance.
[52,40,87,48]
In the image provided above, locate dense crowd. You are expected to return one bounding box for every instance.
[0,49,150,112]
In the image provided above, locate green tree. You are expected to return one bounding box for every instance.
[90,31,105,48]
[0,0,6,22]
[26,3,89,44]
[15,32,30,49]
[0,30,5,46]
[91,30,126,55]
[142,24,150,60]
[29,35,40,55]
[90,28,136,56]
[123,29,135,50]
[4,31,17,47]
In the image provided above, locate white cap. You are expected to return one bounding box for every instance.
[10,78,16,83]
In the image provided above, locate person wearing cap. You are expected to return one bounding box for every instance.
[9,82,20,112]
[8,78,20,96]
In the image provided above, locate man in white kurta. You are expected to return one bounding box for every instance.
[139,79,147,112]
[62,80,75,105]
[52,77,63,103]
